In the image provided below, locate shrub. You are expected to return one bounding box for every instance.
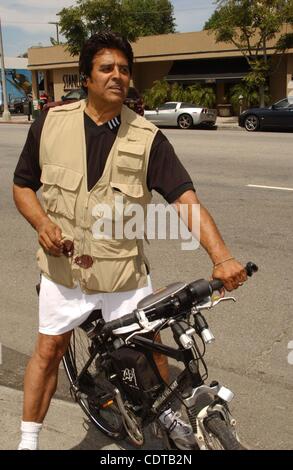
[143,80,216,109]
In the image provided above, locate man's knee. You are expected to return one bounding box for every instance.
[34,332,71,369]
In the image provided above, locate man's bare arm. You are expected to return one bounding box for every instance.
[175,190,247,291]
[13,184,63,256]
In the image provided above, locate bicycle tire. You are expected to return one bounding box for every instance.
[63,328,126,440]
[203,413,246,450]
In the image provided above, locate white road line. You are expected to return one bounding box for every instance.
[247,184,293,191]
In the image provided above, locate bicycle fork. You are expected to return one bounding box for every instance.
[184,383,238,450]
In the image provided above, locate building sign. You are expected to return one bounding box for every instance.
[63,73,81,91]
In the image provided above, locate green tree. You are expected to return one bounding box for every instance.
[169,82,186,101]
[50,37,65,46]
[58,0,176,56]
[123,0,176,36]
[143,81,216,109]
[229,82,270,113]
[204,0,293,106]
[185,84,216,108]
[143,79,170,108]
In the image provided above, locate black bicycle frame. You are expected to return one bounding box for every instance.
[70,326,205,425]
[130,335,204,423]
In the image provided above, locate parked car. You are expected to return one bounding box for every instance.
[61,89,87,103]
[144,102,217,129]
[8,97,28,114]
[43,89,86,110]
[239,97,293,131]
[123,86,144,116]
[43,87,144,116]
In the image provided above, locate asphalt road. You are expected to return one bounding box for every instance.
[0,124,292,450]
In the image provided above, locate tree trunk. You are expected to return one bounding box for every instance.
[259,84,265,108]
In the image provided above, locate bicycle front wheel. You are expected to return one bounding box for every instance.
[203,413,246,450]
[63,327,126,440]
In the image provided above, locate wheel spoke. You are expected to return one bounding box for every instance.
[179,114,192,129]
[63,327,125,438]
[245,115,258,131]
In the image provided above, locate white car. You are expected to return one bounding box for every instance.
[144,102,217,129]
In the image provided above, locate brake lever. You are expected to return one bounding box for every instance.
[212,296,236,307]
[194,296,236,311]
[124,319,166,344]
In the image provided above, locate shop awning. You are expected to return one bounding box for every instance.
[166,72,247,83]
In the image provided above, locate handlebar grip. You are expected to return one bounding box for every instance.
[245,261,258,277]
[101,311,138,336]
[210,279,223,292]
[210,261,258,292]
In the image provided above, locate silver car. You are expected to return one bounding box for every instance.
[144,102,217,129]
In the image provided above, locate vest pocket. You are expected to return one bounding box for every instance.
[115,143,145,185]
[117,142,144,171]
[84,238,140,292]
[41,164,82,219]
[110,182,143,199]
[91,238,138,258]
[36,246,76,288]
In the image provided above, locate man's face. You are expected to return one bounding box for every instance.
[85,48,131,106]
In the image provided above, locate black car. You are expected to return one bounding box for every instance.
[239,97,293,131]
[61,89,87,102]
[8,97,28,114]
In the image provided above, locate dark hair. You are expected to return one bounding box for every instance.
[79,31,133,91]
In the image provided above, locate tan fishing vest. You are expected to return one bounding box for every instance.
[37,99,158,293]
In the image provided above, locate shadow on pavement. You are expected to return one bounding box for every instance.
[0,345,72,401]
[70,364,182,451]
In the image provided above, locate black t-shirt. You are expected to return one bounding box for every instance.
[14,110,195,203]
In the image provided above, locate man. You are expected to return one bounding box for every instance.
[13,32,247,450]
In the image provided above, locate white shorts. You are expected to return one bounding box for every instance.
[39,275,153,336]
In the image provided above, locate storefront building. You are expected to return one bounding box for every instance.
[28,28,293,113]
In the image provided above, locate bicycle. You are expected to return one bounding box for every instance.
[63,261,258,450]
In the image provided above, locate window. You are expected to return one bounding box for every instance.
[180,103,195,109]
[274,98,290,109]
[158,103,177,111]
[63,89,86,101]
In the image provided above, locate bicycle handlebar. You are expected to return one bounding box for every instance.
[210,261,258,292]
[101,312,138,337]
[101,261,258,337]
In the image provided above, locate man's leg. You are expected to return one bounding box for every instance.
[102,276,170,383]
[19,331,71,449]
[151,333,170,384]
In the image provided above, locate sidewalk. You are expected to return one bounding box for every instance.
[216,115,240,129]
[0,384,163,450]
[0,113,240,129]
[0,114,32,125]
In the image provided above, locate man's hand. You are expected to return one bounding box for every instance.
[36,218,63,257]
[13,185,64,257]
[212,259,247,292]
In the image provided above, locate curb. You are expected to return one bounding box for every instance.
[0,120,32,125]
[0,119,242,130]
[216,125,242,131]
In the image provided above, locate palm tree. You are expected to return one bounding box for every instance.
[169,82,186,102]
[230,82,270,114]
[143,79,170,109]
[186,84,216,108]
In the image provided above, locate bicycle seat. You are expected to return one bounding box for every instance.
[137,282,187,310]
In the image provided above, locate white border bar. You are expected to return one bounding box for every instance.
[247,184,293,191]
